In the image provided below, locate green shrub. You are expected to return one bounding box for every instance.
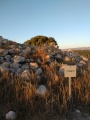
[24,35,58,46]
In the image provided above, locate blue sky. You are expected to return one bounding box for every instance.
[0,0,90,49]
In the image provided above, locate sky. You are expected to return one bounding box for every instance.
[0,0,90,49]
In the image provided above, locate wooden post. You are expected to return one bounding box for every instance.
[64,65,76,111]
[69,77,71,99]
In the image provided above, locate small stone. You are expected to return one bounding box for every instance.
[30,62,38,69]
[35,68,42,75]
[13,55,25,63]
[10,63,20,69]
[36,85,47,96]
[0,66,9,72]
[55,54,62,59]
[5,111,16,120]
[21,63,29,70]
[75,109,81,113]
[21,69,30,80]
[4,55,11,62]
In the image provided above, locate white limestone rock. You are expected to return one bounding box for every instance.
[26,59,30,63]
[5,111,16,120]
[16,68,22,74]
[30,59,34,62]
[10,62,20,69]
[37,58,41,64]
[55,54,62,59]
[64,56,70,62]
[3,50,8,56]
[75,57,80,62]
[21,69,30,80]
[36,75,41,80]
[46,55,51,59]
[35,68,42,75]
[14,48,21,53]
[30,62,38,69]
[0,66,9,72]
[54,45,59,48]
[2,39,8,44]
[8,45,15,49]
[21,63,29,70]
[1,62,10,68]
[4,55,11,62]
[77,63,83,67]
[36,85,47,96]
[8,49,14,54]
[13,55,25,63]
[66,52,70,57]
[59,64,67,75]
[0,48,4,54]
[9,68,15,73]
[80,60,86,65]
[20,47,31,56]
[75,109,81,113]
[23,46,31,53]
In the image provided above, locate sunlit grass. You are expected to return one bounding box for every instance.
[0,64,90,119]
[0,48,90,119]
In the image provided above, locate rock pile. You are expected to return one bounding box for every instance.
[0,36,90,80]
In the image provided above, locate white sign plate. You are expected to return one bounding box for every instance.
[64,65,76,77]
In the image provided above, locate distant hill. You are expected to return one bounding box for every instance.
[62,47,90,51]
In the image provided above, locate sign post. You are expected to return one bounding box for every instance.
[69,77,71,99]
[64,65,76,110]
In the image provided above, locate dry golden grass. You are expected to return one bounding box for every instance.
[0,64,90,119]
[0,48,90,119]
